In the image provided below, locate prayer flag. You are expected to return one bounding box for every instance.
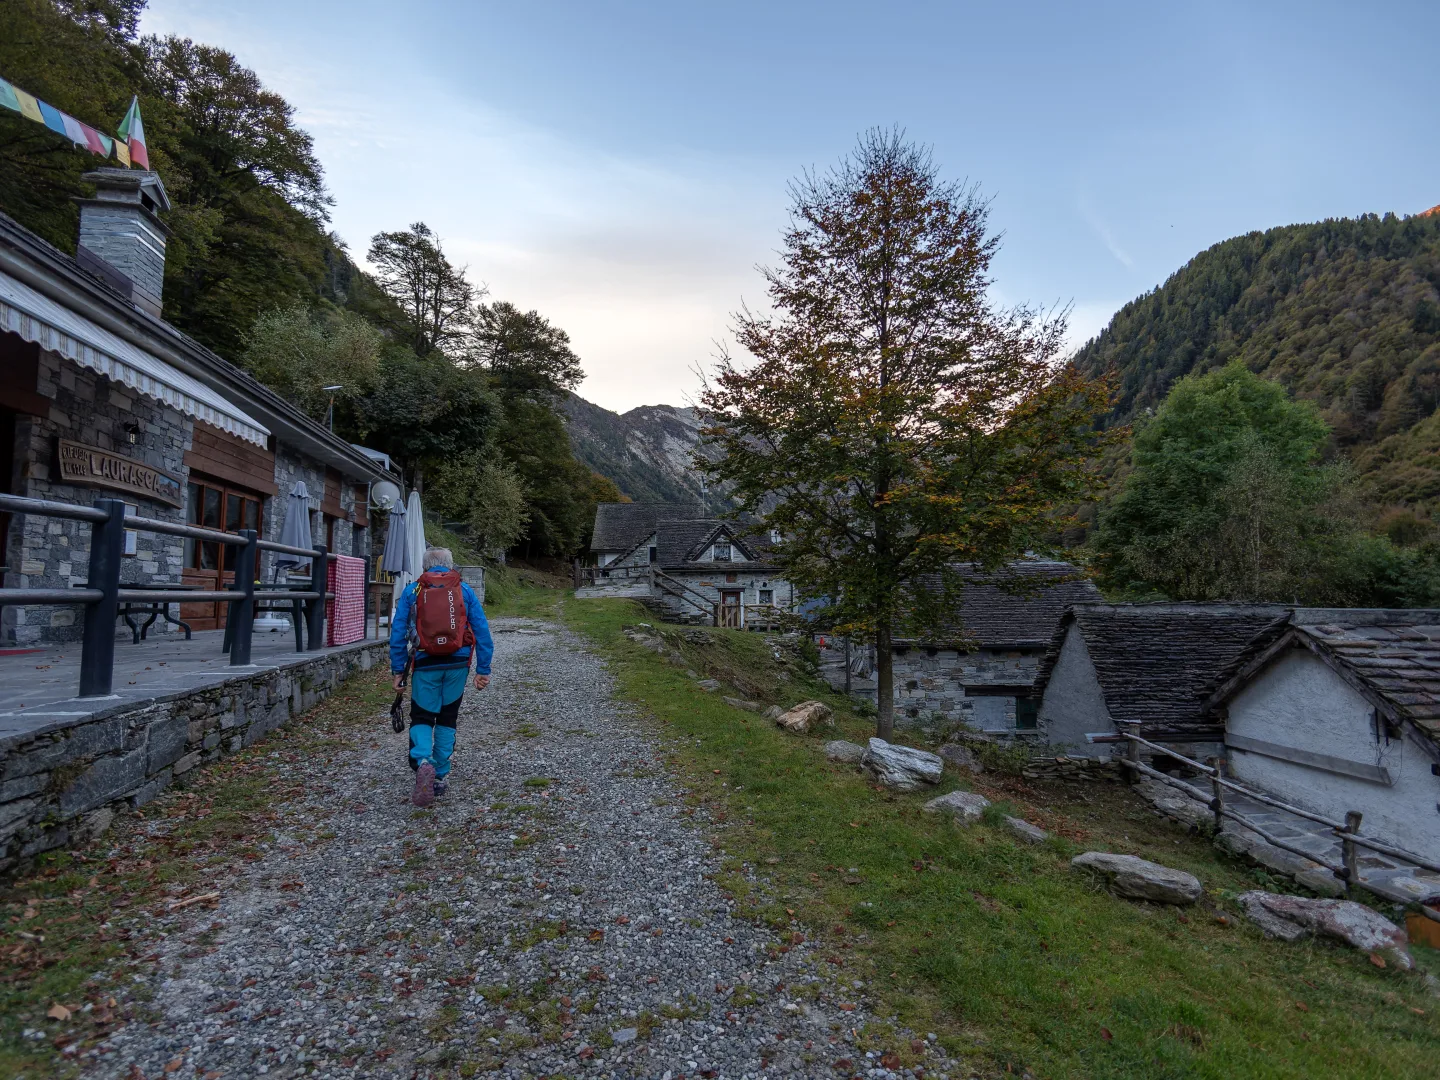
[0,78,20,114]
[14,86,44,125]
[115,95,148,170]
[115,140,130,167]
[36,99,69,137]
[78,122,110,157]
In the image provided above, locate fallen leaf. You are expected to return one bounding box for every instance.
[1369,953,1387,969]
[880,1053,901,1069]
[1411,1007,1427,1017]
[47,1004,71,1021]
[578,1047,594,1060]
[835,1059,853,1069]
[838,1002,856,1012]
[587,929,604,943]
[162,1057,182,1073]
[1295,1001,1310,1012]
[615,915,630,925]
[1100,1027,1113,1041]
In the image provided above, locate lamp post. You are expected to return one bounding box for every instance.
[322,385,343,431]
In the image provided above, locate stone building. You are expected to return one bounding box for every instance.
[579,503,793,627]
[0,168,395,643]
[879,560,1101,732]
[1032,603,1288,759]
[1203,609,1440,866]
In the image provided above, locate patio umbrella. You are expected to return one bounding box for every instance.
[272,481,313,577]
[404,490,427,573]
[380,498,410,575]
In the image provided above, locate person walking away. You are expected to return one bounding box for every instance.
[389,547,493,806]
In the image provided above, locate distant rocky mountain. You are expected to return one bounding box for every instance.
[562,394,730,510]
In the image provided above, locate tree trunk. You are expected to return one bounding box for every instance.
[413,463,425,495]
[875,619,894,741]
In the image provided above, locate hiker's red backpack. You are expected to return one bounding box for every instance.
[412,569,473,656]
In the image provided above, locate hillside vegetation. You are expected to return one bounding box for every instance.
[1073,211,1440,508]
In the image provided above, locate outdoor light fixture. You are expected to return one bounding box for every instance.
[122,422,141,444]
[322,385,344,432]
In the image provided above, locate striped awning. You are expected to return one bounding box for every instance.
[0,268,270,446]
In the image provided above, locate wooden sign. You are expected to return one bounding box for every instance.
[57,439,183,508]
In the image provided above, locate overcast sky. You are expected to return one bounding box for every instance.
[143,0,1437,413]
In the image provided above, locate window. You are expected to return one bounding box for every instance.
[758,588,774,605]
[713,541,732,562]
[1015,698,1039,731]
[184,479,262,574]
[648,545,658,563]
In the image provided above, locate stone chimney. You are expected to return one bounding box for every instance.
[76,167,171,318]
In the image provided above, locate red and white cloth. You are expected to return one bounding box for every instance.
[327,554,366,646]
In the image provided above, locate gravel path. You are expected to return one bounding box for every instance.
[79,618,960,1080]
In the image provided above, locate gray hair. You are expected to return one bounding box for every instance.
[423,546,455,569]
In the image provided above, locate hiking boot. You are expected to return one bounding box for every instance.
[433,775,449,798]
[412,761,436,808]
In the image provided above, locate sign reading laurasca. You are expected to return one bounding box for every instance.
[57,439,183,507]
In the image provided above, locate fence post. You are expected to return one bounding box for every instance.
[1119,722,1141,783]
[1340,810,1363,894]
[1210,762,1226,833]
[306,544,328,651]
[228,530,258,666]
[78,498,126,697]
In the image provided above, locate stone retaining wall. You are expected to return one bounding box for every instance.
[0,641,386,872]
[1021,754,1125,782]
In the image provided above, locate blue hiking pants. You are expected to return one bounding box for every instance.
[408,666,467,778]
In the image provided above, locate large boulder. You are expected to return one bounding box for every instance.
[923,790,989,824]
[862,739,944,791]
[775,700,834,734]
[824,740,868,764]
[1072,852,1202,905]
[937,743,984,774]
[1236,891,1413,969]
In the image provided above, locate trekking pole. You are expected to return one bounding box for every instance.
[391,645,414,733]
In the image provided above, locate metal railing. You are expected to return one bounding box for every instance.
[0,493,336,698]
[1107,724,1440,890]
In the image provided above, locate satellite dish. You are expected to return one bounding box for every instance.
[370,479,402,511]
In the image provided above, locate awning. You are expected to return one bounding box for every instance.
[0,268,270,446]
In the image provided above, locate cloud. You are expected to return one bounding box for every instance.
[1078,196,1134,269]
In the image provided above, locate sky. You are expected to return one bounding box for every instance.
[142,0,1439,413]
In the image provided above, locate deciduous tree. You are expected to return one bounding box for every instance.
[702,130,1114,739]
[367,223,479,357]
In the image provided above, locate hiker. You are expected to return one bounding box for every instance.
[389,547,494,806]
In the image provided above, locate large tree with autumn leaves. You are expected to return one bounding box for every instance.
[702,130,1116,739]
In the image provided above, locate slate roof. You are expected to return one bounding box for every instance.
[901,561,1103,648]
[590,503,694,552]
[1036,603,1290,735]
[656,520,776,570]
[1206,609,1440,751]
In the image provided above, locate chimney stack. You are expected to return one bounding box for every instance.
[77,167,171,318]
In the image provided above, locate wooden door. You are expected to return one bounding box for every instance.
[719,590,742,629]
[180,479,262,630]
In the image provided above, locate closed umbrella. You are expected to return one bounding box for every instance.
[404,491,427,573]
[273,481,313,577]
[380,499,410,575]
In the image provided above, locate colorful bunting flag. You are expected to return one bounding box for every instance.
[115,95,148,170]
[0,73,144,169]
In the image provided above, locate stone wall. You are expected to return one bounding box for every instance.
[266,447,368,576]
[892,647,1041,729]
[4,354,189,644]
[0,640,385,872]
[1021,754,1125,782]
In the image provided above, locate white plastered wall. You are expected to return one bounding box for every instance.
[1226,647,1440,865]
[1037,624,1115,758]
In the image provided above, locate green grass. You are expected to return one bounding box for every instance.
[0,668,393,1078]
[562,595,1440,1080]
[484,577,565,619]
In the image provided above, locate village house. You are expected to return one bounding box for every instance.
[0,168,395,644]
[578,502,793,627]
[1033,602,1289,759]
[820,560,1101,732]
[1203,609,1440,866]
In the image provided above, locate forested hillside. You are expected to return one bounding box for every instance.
[0,0,620,561]
[1073,210,1440,507]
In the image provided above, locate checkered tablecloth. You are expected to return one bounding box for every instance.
[327,554,366,646]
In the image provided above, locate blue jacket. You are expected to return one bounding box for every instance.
[389,568,494,676]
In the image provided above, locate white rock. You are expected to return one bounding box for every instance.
[775,700,834,733]
[696,679,722,692]
[1236,891,1413,968]
[863,738,943,791]
[923,790,989,823]
[1002,816,1048,844]
[1071,851,1202,905]
[722,696,762,713]
[824,740,868,764]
